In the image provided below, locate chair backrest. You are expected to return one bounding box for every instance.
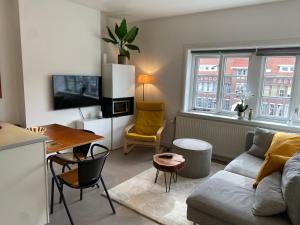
[134,102,165,135]
[73,129,95,157]
[77,144,109,187]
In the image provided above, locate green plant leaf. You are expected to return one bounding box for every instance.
[125,44,140,53]
[117,19,128,40]
[124,26,139,43]
[115,24,121,40]
[102,37,118,44]
[124,50,130,60]
[106,26,117,42]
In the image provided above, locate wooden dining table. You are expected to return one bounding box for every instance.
[43,124,104,154]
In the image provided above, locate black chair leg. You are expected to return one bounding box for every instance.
[100,176,116,214]
[50,177,54,214]
[80,189,83,201]
[59,182,64,204]
[50,163,74,225]
[96,183,100,189]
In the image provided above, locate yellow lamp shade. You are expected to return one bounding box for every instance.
[138,74,152,84]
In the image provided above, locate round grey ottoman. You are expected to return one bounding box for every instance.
[172,138,212,178]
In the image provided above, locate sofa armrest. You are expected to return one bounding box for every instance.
[245,131,255,151]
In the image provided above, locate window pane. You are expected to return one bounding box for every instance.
[193,56,220,111]
[221,56,250,111]
[260,56,296,119]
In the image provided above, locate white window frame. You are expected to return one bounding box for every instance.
[219,53,252,114]
[256,55,299,122]
[183,48,300,126]
[190,54,221,113]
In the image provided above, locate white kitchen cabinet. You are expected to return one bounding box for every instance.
[102,64,135,98]
[76,118,111,150]
[112,115,134,150]
[0,122,48,225]
[76,115,133,150]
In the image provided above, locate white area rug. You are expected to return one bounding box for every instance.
[108,162,225,225]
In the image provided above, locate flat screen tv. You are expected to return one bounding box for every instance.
[52,75,102,110]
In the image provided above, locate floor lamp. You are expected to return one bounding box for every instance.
[138,74,152,101]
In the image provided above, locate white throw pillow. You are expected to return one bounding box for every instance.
[252,172,287,216]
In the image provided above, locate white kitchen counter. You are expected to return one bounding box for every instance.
[0,122,47,151]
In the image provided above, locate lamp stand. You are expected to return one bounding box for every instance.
[142,83,145,101]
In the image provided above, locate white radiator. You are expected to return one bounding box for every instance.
[175,115,254,160]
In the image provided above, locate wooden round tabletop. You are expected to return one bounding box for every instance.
[153,153,185,173]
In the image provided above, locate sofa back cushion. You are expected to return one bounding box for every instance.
[247,128,275,158]
[282,153,300,225]
[252,172,286,216]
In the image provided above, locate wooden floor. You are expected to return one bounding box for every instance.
[47,147,158,225]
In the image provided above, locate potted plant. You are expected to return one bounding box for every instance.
[234,88,251,119]
[102,19,140,64]
[234,101,248,119]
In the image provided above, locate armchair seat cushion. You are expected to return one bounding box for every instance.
[126,132,157,142]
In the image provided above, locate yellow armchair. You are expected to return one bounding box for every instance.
[123,102,166,154]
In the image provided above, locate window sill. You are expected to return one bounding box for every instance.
[179,111,300,133]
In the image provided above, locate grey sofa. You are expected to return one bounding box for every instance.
[186,132,292,225]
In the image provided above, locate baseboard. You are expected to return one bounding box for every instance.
[212,154,232,164]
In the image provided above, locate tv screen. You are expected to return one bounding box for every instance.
[52,75,102,110]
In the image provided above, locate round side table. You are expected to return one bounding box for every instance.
[172,138,212,178]
[153,153,185,192]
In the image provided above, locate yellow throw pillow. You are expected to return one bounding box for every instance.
[253,154,290,188]
[265,132,300,157]
[254,132,300,188]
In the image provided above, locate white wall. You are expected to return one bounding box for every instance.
[0,0,25,126]
[131,1,300,145]
[18,0,101,127]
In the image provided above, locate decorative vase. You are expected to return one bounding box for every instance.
[237,111,245,120]
[118,55,127,64]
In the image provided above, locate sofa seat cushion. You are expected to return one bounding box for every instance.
[224,152,264,179]
[187,170,291,225]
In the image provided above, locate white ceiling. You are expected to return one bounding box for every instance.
[69,0,284,22]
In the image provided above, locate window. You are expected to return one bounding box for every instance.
[279,65,294,72]
[279,88,285,97]
[224,83,231,94]
[197,83,203,92]
[224,99,230,111]
[232,68,248,76]
[277,104,283,117]
[187,48,300,124]
[271,86,278,96]
[263,86,270,96]
[208,98,214,109]
[196,97,202,108]
[261,103,269,116]
[209,82,214,92]
[287,86,292,96]
[259,56,296,119]
[193,56,220,112]
[221,56,250,112]
[269,103,275,116]
[199,65,218,71]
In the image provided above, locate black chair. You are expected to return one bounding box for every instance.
[51,129,95,203]
[48,144,115,225]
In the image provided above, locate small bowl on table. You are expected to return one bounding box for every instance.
[26,126,47,135]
